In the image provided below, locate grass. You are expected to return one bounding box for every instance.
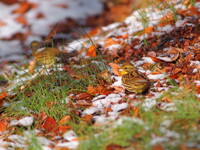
[77,85,200,150]
[2,57,108,120]
[1,0,199,149]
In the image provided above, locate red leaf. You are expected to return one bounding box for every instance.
[0,121,7,132]
[41,116,58,132]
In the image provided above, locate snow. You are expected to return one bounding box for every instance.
[110,76,123,88]
[63,130,77,141]
[111,103,128,112]
[142,57,155,64]
[194,81,200,86]
[56,141,79,149]
[10,116,34,127]
[157,102,177,112]
[93,93,124,108]
[147,74,166,80]
[82,107,99,115]
[157,25,173,33]
[0,40,24,61]
[142,92,162,111]
[0,0,103,62]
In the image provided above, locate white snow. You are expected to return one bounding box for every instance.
[147,74,166,80]
[56,141,79,149]
[110,76,123,88]
[10,116,34,127]
[111,103,128,112]
[63,130,77,141]
[142,57,155,64]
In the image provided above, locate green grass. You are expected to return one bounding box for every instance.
[2,58,108,121]
[78,86,200,150]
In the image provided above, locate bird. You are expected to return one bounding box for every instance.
[30,40,60,66]
[120,62,150,94]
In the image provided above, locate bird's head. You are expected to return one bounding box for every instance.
[120,62,137,75]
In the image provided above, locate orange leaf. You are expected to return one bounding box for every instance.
[13,2,34,14]
[58,115,71,125]
[0,121,7,132]
[104,38,120,47]
[41,116,58,132]
[85,27,99,37]
[109,63,122,76]
[86,45,96,57]
[82,114,93,123]
[54,125,71,135]
[87,85,104,95]
[149,71,162,75]
[0,92,7,99]
[15,16,27,25]
[144,27,153,34]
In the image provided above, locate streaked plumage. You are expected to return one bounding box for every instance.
[30,41,60,65]
[121,62,150,94]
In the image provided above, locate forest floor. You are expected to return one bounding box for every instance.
[0,0,200,150]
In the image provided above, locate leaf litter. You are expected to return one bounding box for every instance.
[0,0,200,149]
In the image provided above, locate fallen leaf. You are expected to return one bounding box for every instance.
[0,92,7,99]
[109,63,122,76]
[74,92,93,100]
[150,53,179,63]
[54,125,71,135]
[144,26,153,34]
[86,45,96,57]
[58,115,71,125]
[87,85,104,95]
[41,116,58,132]
[104,38,120,47]
[82,114,93,123]
[76,100,92,108]
[13,2,34,14]
[15,16,27,25]
[0,121,7,132]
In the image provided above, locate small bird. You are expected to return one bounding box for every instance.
[30,41,60,66]
[120,62,150,94]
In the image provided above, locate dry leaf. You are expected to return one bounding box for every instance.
[109,63,122,76]
[0,121,7,132]
[58,115,71,125]
[41,116,58,132]
[13,2,34,14]
[0,92,7,99]
[86,45,96,57]
[54,125,71,135]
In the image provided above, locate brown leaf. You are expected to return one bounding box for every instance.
[74,92,93,100]
[82,114,93,123]
[87,85,104,95]
[76,100,92,108]
[150,53,179,63]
